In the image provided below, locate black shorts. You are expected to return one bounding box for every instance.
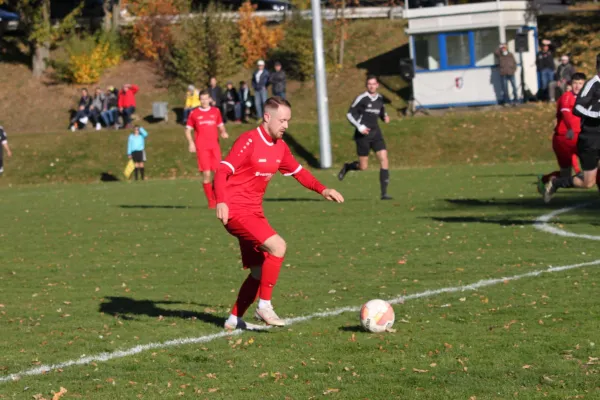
[577,135,600,171]
[355,134,386,157]
[131,150,146,163]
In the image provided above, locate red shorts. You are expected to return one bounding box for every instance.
[225,212,277,268]
[196,147,221,172]
[553,135,578,169]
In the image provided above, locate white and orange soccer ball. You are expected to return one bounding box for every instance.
[360,299,395,333]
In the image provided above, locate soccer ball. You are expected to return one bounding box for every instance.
[360,299,395,333]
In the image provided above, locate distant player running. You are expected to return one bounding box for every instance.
[337,75,392,200]
[213,97,344,330]
[545,55,600,202]
[0,126,12,176]
[185,90,229,208]
[537,72,586,193]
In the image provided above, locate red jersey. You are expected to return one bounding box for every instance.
[555,91,581,136]
[186,107,224,149]
[214,127,318,215]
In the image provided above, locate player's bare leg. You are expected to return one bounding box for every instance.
[254,234,286,326]
[225,266,264,331]
[544,168,597,203]
[202,170,217,209]
[376,150,391,200]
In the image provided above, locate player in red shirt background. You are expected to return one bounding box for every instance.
[537,72,587,194]
[185,90,229,208]
[213,97,344,330]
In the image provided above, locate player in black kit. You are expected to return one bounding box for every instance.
[337,75,392,200]
[544,54,600,203]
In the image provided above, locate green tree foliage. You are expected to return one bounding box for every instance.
[2,0,83,77]
[164,2,241,86]
[269,14,335,81]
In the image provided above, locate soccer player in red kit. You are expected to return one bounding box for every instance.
[213,97,344,330]
[185,90,229,208]
[537,72,586,194]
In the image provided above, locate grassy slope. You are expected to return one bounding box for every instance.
[0,102,556,186]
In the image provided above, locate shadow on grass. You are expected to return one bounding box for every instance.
[443,195,600,211]
[99,296,224,328]
[264,198,322,202]
[101,172,120,182]
[284,131,320,168]
[339,325,364,332]
[429,215,538,226]
[118,204,194,209]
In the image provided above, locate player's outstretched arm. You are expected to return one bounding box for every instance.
[322,188,344,203]
[184,127,196,153]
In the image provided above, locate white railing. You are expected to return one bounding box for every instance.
[118,6,404,25]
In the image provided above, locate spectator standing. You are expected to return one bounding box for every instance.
[101,86,119,129]
[269,61,287,99]
[495,43,518,106]
[208,77,223,110]
[118,83,139,129]
[127,125,148,181]
[223,81,242,123]
[537,39,555,100]
[0,125,12,175]
[252,59,270,120]
[183,84,200,124]
[549,55,576,102]
[90,88,105,130]
[239,81,251,122]
[70,88,92,131]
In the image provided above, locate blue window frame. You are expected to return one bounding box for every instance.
[413,28,532,73]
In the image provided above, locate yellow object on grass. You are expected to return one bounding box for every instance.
[124,159,135,179]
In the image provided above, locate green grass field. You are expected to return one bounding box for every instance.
[1,162,599,399]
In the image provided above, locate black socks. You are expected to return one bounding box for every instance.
[346,161,360,171]
[380,169,389,197]
[140,167,145,180]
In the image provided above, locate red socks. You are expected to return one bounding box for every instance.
[203,182,216,208]
[259,254,284,301]
[231,274,260,317]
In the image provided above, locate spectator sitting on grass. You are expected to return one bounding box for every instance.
[90,88,105,131]
[127,125,148,181]
[183,84,200,125]
[69,88,92,131]
[223,81,241,124]
[101,86,119,129]
[549,55,576,102]
[118,83,139,129]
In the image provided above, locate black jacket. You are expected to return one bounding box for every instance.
[269,70,286,94]
[536,51,555,71]
[208,86,223,107]
[574,75,600,132]
[224,88,240,103]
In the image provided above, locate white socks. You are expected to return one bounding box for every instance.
[258,299,272,309]
[226,314,238,326]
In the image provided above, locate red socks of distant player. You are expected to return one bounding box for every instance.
[231,274,260,317]
[202,183,216,208]
[259,254,284,301]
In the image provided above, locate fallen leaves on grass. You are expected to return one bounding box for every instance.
[323,388,340,395]
[522,364,532,369]
[51,387,67,400]
[412,368,428,373]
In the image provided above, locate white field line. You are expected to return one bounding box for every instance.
[4,259,600,383]
[533,202,600,240]
[2,203,597,383]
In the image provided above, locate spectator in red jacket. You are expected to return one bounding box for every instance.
[118,83,139,129]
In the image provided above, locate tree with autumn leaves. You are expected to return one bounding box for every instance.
[237,2,284,68]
